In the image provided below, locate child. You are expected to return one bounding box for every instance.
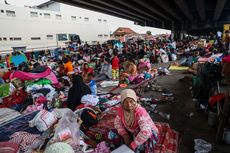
[111,52,119,80]
[87,73,97,95]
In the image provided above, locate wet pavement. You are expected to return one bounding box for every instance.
[144,63,230,153]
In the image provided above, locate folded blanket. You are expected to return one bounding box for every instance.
[100,81,119,88]
[0,108,21,125]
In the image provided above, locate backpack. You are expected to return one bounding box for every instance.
[80,108,98,132]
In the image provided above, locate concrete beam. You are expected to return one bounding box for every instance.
[91,0,151,21]
[132,0,171,21]
[174,0,193,20]
[213,0,227,21]
[152,0,183,21]
[59,0,144,22]
[195,0,205,21]
[113,0,160,21]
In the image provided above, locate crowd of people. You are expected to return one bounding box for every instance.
[0,30,229,153]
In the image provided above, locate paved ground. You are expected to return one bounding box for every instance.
[98,63,230,152]
[145,63,230,153]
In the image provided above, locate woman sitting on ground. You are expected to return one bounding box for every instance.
[82,63,94,80]
[114,89,158,152]
[94,58,112,82]
[67,74,91,110]
[63,57,74,75]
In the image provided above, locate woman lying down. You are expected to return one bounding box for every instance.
[114,89,159,152]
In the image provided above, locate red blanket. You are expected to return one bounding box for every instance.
[0,89,27,108]
[154,123,179,153]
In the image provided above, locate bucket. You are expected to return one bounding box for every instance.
[208,110,217,126]
[223,129,230,144]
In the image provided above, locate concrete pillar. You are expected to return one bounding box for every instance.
[171,21,175,40]
[179,23,187,40]
[162,21,165,29]
[180,32,184,40]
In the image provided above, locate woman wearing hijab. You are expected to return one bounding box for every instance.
[114,89,158,152]
[67,74,91,110]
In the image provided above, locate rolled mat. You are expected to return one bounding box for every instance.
[168,66,189,70]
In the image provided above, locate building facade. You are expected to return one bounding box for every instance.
[0,1,110,53]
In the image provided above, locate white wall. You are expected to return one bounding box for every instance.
[60,4,110,42]
[0,3,110,51]
[0,2,171,52]
[59,3,171,36]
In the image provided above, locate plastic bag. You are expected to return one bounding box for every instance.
[44,142,75,153]
[51,111,80,152]
[29,109,57,132]
[90,141,110,153]
[53,108,72,119]
[171,53,177,61]
[194,139,212,153]
[160,53,169,63]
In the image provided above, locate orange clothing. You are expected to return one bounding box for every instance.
[64,61,74,73]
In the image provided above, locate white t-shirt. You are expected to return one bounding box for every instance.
[185,48,190,52]
[217,31,222,38]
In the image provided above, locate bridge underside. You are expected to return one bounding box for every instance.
[54,0,230,36]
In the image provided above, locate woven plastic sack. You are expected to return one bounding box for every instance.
[29,109,57,132]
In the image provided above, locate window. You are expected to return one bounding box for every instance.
[0,38,2,41]
[57,34,67,41]
[44,13,50,18]
[71,16,76,21]
[1,10,4,13]
[31,37,41,40]
[40,13,42,16]
[79,16,82,19]
[84,17,89,21]
[56,14,62,20]
[47,35,53,40]
[14,37,22,41]
[6,10,16,17]
[103,19,107,22]
[10,37,13,41]
[98,19,102,22]
[69,34,80,42]
[104,34,108,37]
[3,37,7,41]
[98,34,103,38]
[30,11,38,17]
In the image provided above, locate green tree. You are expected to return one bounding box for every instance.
[146,31,152,35]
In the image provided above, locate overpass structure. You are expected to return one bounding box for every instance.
[54,0,230,38]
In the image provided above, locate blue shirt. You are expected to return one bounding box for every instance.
[89,80,97,95]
